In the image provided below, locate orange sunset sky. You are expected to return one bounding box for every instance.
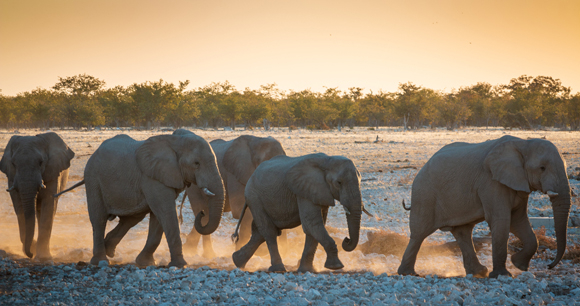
[1,0,579,96]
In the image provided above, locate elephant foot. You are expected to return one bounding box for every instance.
[397,266,419,276]
[511,252,532,271]
[34,255,54,264]
[202,248,217,259]
[268,263,287,272]
[466,265,489,278]
[489,268,512,278]
[168,256,187,268]
[90,256,108,266]
[324,256,344,270]
[297,263,316,273]
[232,251,249,269]
[135,253,156,267]
[105,246,116,258]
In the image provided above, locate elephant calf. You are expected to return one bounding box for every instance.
[0,132,75,261]
[232,153,363,272]
[181,133,286,258]
[398,135,571,278]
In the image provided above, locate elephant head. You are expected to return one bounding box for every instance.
[136,129,225,235]
[287,154,362,252]
[223,135,286,185]
[0,132,74,258]
[485,137,571,268]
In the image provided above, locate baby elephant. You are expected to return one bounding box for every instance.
[232,153,363,272]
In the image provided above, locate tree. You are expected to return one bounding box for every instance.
[52,74,106,127]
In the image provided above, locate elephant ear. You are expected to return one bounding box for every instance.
[36,132,75,182]
[0,135,21,181]
[136,135,184,189]
[484,139,530,193]
[286,156,335,206]
[223,136,255,185]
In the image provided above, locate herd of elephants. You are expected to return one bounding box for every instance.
[0,129,572,278]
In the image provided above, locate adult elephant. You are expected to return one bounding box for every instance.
[398,135,571,278]
[0,132,74,261]
[232,153,363,272]
[179,133,286,257]
[84,131,224,267]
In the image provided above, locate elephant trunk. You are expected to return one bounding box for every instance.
[194,180,225,235]
[342,189,362,252]
[18,180,40,258]
[548,189,571,269]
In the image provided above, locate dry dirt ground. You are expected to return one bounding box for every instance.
[0,127,579,277]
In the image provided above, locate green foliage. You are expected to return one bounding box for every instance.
[1,74,578,130]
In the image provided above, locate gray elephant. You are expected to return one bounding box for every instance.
[84,131,225,267]
[232,153,362,272]
[398,135,571,278]
[180,134,286,257]
[0,132,74,261]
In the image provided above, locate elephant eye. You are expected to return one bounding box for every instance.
[337,181,342,185]
[194,161,200,167]
[540,166,546,172]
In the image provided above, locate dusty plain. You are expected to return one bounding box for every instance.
[1,127,579,277]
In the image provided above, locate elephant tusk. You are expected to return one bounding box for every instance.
[362,206,374,218]
[6,185,15,192]
[40,182,46,189]
[343,206,351,215]
[546,190,558,198]
[202,187,215,197]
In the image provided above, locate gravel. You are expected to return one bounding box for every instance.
[1,257,579,305]
[1,128,580,304]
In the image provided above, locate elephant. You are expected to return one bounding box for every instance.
[397,135,571,278]
[179,134,286,257]
[232,153,363,273]
[84,130,225,267]
[0,132,75,261]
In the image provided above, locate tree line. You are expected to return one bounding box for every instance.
[1,74,579,130]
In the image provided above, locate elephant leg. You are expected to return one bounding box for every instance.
[263,225,285,272]
[297,234,319,273]
[201,235,216,258]
[35,196,56,262]
[136,213,163,267]
[299,203,342,270]
[87,192,109,266]
[398,224,437,276]
[143,185,187,268]
[183,227,202,255]
[105,213,147,258]
[451,223,488,277]
[487,217,512,278]
[510,205,538,271]
[232,221,266,269]
[297,206,328,273]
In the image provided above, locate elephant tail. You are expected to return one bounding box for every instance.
[178,191,187,225]
[231,202,248,243]
[402,199,411,211]
[54,179,85,198]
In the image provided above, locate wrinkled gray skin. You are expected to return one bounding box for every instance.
[84,131,224,268]
[398,135,571,278]
[232,153,363,273]
[0,132,74,261]
[181,134,286,257]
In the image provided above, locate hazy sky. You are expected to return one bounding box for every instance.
[1,0,579,96]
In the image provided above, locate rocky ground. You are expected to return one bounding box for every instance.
[1,127,580,305]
